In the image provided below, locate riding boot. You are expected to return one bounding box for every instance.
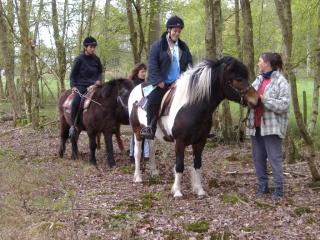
[140,103,160,139]
[69,108,79,138]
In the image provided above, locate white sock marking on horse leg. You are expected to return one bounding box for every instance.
[133,136,142,183]
[190,167,206,196]
[148,139,159,176]
[171,168,183,197]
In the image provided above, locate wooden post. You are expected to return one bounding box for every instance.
[303,90,307,124]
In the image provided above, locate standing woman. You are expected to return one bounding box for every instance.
[247,52,290,200]
[128,63,150,161]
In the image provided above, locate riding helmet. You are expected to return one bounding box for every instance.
[166,16,184,29]
[83,36,98,47]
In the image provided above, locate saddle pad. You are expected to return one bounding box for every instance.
[63,92,75,109]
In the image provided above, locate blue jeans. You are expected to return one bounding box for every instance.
[251,128,283,190]
[129,135,149,158]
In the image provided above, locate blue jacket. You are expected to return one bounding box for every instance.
[147,33,193,86]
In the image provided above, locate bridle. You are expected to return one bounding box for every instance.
[227,81,252,106]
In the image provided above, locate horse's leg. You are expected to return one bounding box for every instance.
[191,141,207,197]
[171,140,185,197]
[70,132,79,160]
[115,124,125,153]
[59,116,69,158]
[104,131,116,168]
[96,132,101,150]
[148,139,159,176]
[88,132,97,165]
[133,134,143,182]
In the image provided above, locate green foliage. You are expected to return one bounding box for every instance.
[183,220,209,233]
[210,227,232,240]
[221,194,240,204]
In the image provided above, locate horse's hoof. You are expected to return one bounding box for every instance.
[133,175,142,183]
[197,190,207,197]
[108,162,116,168]
[58,151,63,158]
[90,160,97,166]
[173,191,183,198]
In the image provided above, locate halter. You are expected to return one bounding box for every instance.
[227,82,252,106]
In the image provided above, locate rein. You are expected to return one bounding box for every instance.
[73,89,102,106]
[117,95,128,110]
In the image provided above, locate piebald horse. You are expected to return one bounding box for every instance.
[128,57,260,197]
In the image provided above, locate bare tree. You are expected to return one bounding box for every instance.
[147,0,160,53]
[274,0,320,181]
[126,0,146,63]
[0,0,21,121]
[52,0,67,92]
[240,0,255,81]
[86,0,96,36]
[308,3,320,134]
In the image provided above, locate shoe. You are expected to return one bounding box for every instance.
[272,187,283,200]
[140,126,154,139]
[256,185,269,196]
[69,125,78,138]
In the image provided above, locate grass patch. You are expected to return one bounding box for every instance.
[165,231,186,240]
[146,176,162,186]
[254,201,274,209]
[294,207,313,217]
[221,194,242,204]
[183,220,209,233]
[307,181,320,188]
[306,217,317,225]
[119,165,133,174]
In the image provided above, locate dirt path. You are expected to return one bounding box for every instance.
[0,122,319,239]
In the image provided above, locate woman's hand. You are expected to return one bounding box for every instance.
[158,81,165,89]
[71,87,77,92]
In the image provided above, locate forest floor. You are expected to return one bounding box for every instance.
[0,118,320,240]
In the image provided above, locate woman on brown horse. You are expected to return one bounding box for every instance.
[58,78,133,167]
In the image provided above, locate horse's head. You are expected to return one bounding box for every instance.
[219,56,260,108]
[101,78,134,119]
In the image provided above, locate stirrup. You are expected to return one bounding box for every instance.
[69,125,78,138]
[140,126,154,139]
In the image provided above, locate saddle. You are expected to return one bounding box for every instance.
[62,87,97,113]
[137,84,176,142]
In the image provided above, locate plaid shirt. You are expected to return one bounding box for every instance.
[246,71,290,139]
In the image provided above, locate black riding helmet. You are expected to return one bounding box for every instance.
[166,16,184,30]
[83,36,98,47]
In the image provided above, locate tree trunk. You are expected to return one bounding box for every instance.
[86,0,96,36]
[52,0,67,92]
[204,0,216,59]
[78,0,85,53]
[274,0,320,181]
[308,4,320,134]
[0,0,20,121]
[126,0,145,64]
[240,0,255,81]
[147,0,160,54]
[0,66,4,99]
[100,0,111,80]
[18,0,32,122]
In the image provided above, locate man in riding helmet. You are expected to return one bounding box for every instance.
[140,15,193,139]
[69,36,103,137]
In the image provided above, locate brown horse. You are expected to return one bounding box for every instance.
[58,78,133,167]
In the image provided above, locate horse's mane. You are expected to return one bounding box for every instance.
[174,56,242,106]
[174,59,220,106]
[101,78,131,98]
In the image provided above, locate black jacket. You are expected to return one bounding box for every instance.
[147,33,193,86]
[132,76,144,87]
[70,53,102,88]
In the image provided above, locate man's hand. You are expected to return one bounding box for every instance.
[168,83,176,89]
[95,80,102,86]
[157,81,165,89]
